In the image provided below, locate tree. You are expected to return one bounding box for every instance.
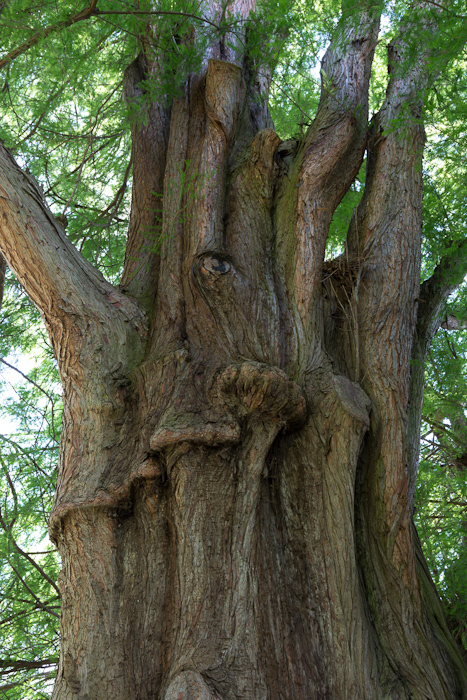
[0,0,467,698]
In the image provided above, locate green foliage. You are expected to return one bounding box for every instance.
[267,0,324,138]
[0,273,61,699]
[0,1,132,281]
[415,325,467,652]
[413,44,467,651]
[423,50,467,279]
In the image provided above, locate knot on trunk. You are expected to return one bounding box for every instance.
[193,253,235,292]
[212,361,306,432]
[149,362,305,453]
[197,253,232,280]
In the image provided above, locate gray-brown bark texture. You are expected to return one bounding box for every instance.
[0,1,466,699]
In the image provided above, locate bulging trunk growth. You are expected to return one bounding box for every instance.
[0,2,465,699]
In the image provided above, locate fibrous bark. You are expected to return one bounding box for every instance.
[0,1,466,699]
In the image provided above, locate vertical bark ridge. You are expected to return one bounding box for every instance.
[184,59,245,257]
[120,53,171,308]
[151,59,282,368]
[153,363,305,700]
[202,0,257,65]
[275,1,380,372]
[407,237,467,507]
[180,61,246,358]
[346,12,466,697]
[275,373,379,698]
[152,60,246,357]
[151,93,191,351]
[224,128,283,365]
[53,487,171,700]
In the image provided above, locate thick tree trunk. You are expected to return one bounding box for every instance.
[0,3,466,699]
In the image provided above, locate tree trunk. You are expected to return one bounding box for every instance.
[0,2,466,699]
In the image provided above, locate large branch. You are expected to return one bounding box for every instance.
[407,236,467,504]
[0,144,149,531]
[441,313,467,329]
[0,659,58,673]
[346,5,439,443]
[275,0,380,362]
[417,237,467,346]
[0,1,99,71]
[119,0,257,305]
[0,144,146,367]
[121,0,269,308]
[119,53,170,308]
[347,6,467,694]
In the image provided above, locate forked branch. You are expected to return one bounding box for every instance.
[417,237,467,345]
[275,0,381,355]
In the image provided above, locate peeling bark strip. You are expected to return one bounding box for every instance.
[0,1,466,699]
